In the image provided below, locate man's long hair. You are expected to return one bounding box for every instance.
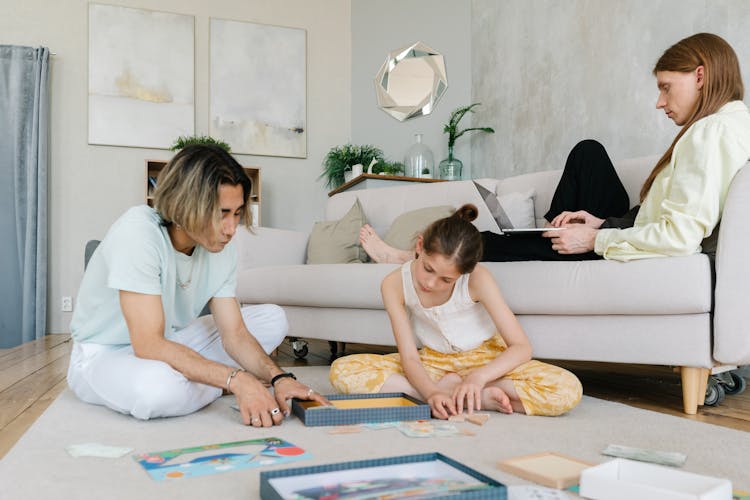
[640,33,743,202]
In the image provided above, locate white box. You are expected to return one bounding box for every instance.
[579,459,732,500]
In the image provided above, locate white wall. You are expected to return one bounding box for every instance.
[350,0,473,177]
[1,0,351,333]
[471,0,750,178]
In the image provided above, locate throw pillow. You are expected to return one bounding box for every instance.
[473,181,536,230]
[306,199,367,264]
[497,189,536,228]
[383,205,455,251]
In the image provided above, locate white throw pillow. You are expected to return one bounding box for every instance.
[497,189,537,228]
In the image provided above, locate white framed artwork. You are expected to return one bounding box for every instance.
[88,3,194,149]
[210,18,307,158]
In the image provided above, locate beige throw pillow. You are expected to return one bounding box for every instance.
[306,199,367,264]
[383,205,455,251]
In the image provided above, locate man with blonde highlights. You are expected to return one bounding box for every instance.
[68,144,327,426]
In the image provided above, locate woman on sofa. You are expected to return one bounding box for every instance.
[68,144,327,426]
[361,32,750,263]
[331,205,582,418]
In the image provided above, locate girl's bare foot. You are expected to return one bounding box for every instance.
[481,386,513,414]
[359,224,411,263]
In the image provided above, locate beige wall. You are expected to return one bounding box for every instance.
[1,0,351,333]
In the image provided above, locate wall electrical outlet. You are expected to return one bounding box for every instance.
[61,296,73,312]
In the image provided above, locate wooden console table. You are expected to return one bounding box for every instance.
[328,174,445,197]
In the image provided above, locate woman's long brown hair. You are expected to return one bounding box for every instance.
[640,33,744,202]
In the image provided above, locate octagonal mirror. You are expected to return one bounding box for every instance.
[374,41,448,121]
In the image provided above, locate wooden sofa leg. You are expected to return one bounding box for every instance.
[697,368,710,406]
[680,367,704,415]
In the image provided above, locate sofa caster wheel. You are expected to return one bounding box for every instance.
[291,339,309,359]
[721,372,747,396]
[704,378,725,406]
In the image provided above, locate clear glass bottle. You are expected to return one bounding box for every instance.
[438,145,463,180]
[404,133,434,178]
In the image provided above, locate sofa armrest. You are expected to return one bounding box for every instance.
[233,226,308,269]
[713,162,750,365]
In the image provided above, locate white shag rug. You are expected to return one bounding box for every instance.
[1,365,748,499]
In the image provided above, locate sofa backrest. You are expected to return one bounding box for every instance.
[327,155,659,233]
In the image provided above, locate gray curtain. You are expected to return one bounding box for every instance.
[0,45,50,348]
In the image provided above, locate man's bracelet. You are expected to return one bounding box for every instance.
[226,367,246,392]
[270,372,296,386]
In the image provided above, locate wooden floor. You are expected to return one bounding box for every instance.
[1,335,748,460]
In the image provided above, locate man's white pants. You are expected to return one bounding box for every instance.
[67,304,288,420]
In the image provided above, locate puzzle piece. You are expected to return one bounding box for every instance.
[327,425,363,435]
[466,413,490,426]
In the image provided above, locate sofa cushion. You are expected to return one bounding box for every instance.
[383,205,454,251]
[237,263,398,308]
[306,199,366,264]
[475,181,537,229]
[237,254,711,314]
[325,180,502,236]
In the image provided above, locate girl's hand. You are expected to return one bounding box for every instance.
[427,392,456,419]
[453,375,484,414]
[549,210,604,229]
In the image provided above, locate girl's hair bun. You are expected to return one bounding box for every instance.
[453,203,478,222]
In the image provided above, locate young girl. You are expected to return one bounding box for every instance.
[330,205,582,418]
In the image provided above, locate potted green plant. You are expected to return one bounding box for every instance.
[170,134,231,152]
[374,160,405,176]
[321,144,384,188]
[439,103,494,180]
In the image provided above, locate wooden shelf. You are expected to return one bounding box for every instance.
[327,173,445,197]
[146,160,261,226]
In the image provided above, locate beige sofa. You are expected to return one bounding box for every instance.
[235,155,750,414]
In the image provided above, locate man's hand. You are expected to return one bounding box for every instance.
[549,210,604,229]
[232,371,288,427]
[543,225,598,254]
[272,377,331,416]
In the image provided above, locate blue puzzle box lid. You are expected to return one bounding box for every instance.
[291,392,430,426]
[260,452,507,499]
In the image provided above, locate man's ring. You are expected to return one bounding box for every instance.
[307,389,314,397]
[270,408,281,415]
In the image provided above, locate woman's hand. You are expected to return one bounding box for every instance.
[427,391,457,419]
[549,210,604,229]
[453,373,485,414]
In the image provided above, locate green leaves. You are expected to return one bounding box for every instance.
[444,103,494,148]
[320,144,385,189]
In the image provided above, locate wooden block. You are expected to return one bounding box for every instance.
[327,425,362,434]
[466,413,490,425]
[498,451,594,489]
[448,414,466,422]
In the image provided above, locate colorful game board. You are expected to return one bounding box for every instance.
[134,437,310,481]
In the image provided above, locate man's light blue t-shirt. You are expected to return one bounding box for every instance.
[70,205,237,345]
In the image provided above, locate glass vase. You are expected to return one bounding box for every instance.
[404,133,434,179]
[439,146,463,180]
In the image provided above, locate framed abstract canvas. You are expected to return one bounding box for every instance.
[210,18,307,158]
[88,3,194,149]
